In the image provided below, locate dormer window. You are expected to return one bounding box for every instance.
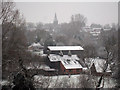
[67,59,71,64]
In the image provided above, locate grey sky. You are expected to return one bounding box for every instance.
[16,2,118,25]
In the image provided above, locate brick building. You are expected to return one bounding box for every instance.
[45,46,85,75]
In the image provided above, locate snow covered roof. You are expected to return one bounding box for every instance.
[29,42,43,48]
[40,64,50,69]
[26,63,56,72]
[48,54,62,62]
[39,64,57,71]
[61,58,82,69]
[85,58,111,73]
[48,54,79,62]
[47,46,84,51]
[104,29,111,31]
[48,54,82,69]
[93,28,102,30]
[92,58,106,72]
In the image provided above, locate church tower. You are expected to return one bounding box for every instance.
[53,13,58,26]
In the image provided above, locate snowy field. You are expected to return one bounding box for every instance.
[34,74,116,88]
[0,74,116,88]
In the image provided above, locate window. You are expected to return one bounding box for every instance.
[69,70,72,72]
[76,69,79,72]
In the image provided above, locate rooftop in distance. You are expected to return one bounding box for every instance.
[47,46,84,51]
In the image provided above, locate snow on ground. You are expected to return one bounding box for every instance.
[34,74,116,88]
[26,63,50,70]
[34,74,80,88]
[0,80,10,86]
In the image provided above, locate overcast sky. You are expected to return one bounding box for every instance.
[16,2,118,26]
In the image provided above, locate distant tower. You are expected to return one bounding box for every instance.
[53,13,58,26]
[71,15,74,22]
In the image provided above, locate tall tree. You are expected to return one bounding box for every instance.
[1,1,27,81]
[70,14,87,33]
[96,28,118,89]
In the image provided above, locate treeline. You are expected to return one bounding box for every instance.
[0,1,39,90]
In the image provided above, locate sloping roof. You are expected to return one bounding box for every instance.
[48,54,79,62]
[92,58,106,72]
[48,54,62,62]
[85,58,111,73]
[29,42,43,48]
[48,54,82,69]
[61,58,82,69]
[47,46,84,51]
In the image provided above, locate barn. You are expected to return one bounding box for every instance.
[46,54,83,75]
[45,46,84,75]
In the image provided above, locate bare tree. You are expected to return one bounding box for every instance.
[95,29,118,89]
[34,75,52,88]
[77,75,94,89]
[60,13,87,39]
[1,1,27,82]
[1,1,21,40]
[71,14,87,30]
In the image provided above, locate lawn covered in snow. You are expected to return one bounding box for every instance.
[33,74,116,88]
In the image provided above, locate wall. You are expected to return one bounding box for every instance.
[60,62,82,75]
